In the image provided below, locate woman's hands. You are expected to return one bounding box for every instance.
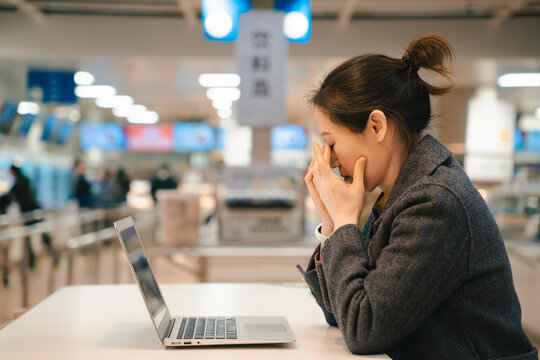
[305,143,335,237]
[306,142,367,233]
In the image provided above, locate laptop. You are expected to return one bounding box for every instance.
[114,216,296,347]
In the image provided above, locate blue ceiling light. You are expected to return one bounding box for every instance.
[274,0,311,43]
[202,0,252,42]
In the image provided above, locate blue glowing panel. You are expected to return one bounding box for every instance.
[79,121,126,151]
[28,70,77,104]
[271,124,307,150]
[0,101,18,134]
[173,123,216,153]
[17,113,39,138]
[202,0,251,42]
[41,114,60,141]
[56,119,75,145]
[274,0,311,43]
[525,131,540,152]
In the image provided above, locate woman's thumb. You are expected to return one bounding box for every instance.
[352,157,366,188]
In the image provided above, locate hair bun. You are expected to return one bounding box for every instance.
[404,34,454,95]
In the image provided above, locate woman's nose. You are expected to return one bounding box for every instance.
[330,151,339,168]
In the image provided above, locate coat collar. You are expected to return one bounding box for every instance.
[378,135,453,219]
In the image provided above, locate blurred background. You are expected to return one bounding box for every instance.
[0,0,539,345]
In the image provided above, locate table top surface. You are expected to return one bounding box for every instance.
[0,283,388,360]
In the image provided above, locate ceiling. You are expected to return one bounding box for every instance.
[1,0,540,23]
[0,0,539,129]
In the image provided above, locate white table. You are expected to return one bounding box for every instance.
[0,283,389,359]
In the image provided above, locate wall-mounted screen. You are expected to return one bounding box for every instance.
[173,123,215,153]
[41,114,60,141]
[79,121,126,151]
[271,124,307,150]
[16,113,39,138]
[125,124,173,153]
[0,101,18,134]
[56,119,75,145]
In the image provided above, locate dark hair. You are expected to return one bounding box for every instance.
[10,165,22,176]
[310,34,454,154]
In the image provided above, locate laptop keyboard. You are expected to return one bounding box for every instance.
[176,317,237,340]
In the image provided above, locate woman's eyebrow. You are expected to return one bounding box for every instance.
[320,131,331,137]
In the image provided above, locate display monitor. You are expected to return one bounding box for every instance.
[0,101,18,134]
[271,124,308,150]
[79,121,126,151]
[16,113,39,138]
[173,122,215,153]
[41,114,60,141]
[525,131,540,152]
[125,124,173,153]
[56,119,75,145]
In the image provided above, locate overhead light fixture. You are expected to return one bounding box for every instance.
[283,11,309,40]
[201,0,251,42]
[113,104,147,118]
[17,101,40,115]
[75,85,116,99]
[497,73,540,87]
[199,73,241,88]
[206,87,241,101]
[127,110,159,124]
[275,0,311,43]
[519,114,540,132]
[212,99,233,110]
[74,71,95,86]
[96,95,134,109]
[217,108,232,119]
[68,108,81,122]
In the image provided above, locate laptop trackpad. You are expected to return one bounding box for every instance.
[244,323,288,332]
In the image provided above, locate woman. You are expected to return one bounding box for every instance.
[299,35,537,359]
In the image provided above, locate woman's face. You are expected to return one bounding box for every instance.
[314,107,391,192]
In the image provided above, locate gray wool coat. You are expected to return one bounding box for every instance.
[298,135,537,360]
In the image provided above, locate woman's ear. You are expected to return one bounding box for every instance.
[367,110,388,143]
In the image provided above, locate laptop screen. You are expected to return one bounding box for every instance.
[115,218,171,341]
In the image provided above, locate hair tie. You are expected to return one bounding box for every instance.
[402,56,418,71]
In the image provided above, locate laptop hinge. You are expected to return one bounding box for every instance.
[165,319,176,340]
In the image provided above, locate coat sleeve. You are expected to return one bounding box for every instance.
[297,243,338,327]
[319,185,471,354]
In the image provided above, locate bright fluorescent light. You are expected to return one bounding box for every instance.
[127,111,159,124]
[497,73,540,87]
[75,85,116,99]
[519,115,540,132]
[95,95,134,109]
[113,104,147,118]
[283,11,309,39]
[204,10,233,39]
[212,99,233,110]
[74,71,95,86]
[206,87,241,101]
[199,73,241,88]
[68,108,81,122]
[217,108,232,119]
[17,101,40,115]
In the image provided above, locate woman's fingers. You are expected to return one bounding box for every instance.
[351,157,367,190]
[312,142,332,177]
[323,142,330,162]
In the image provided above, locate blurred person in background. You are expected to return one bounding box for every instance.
[0,165,54,269]
[72,160,92,208]
[116,167,130,203]
[150,164,178,202]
